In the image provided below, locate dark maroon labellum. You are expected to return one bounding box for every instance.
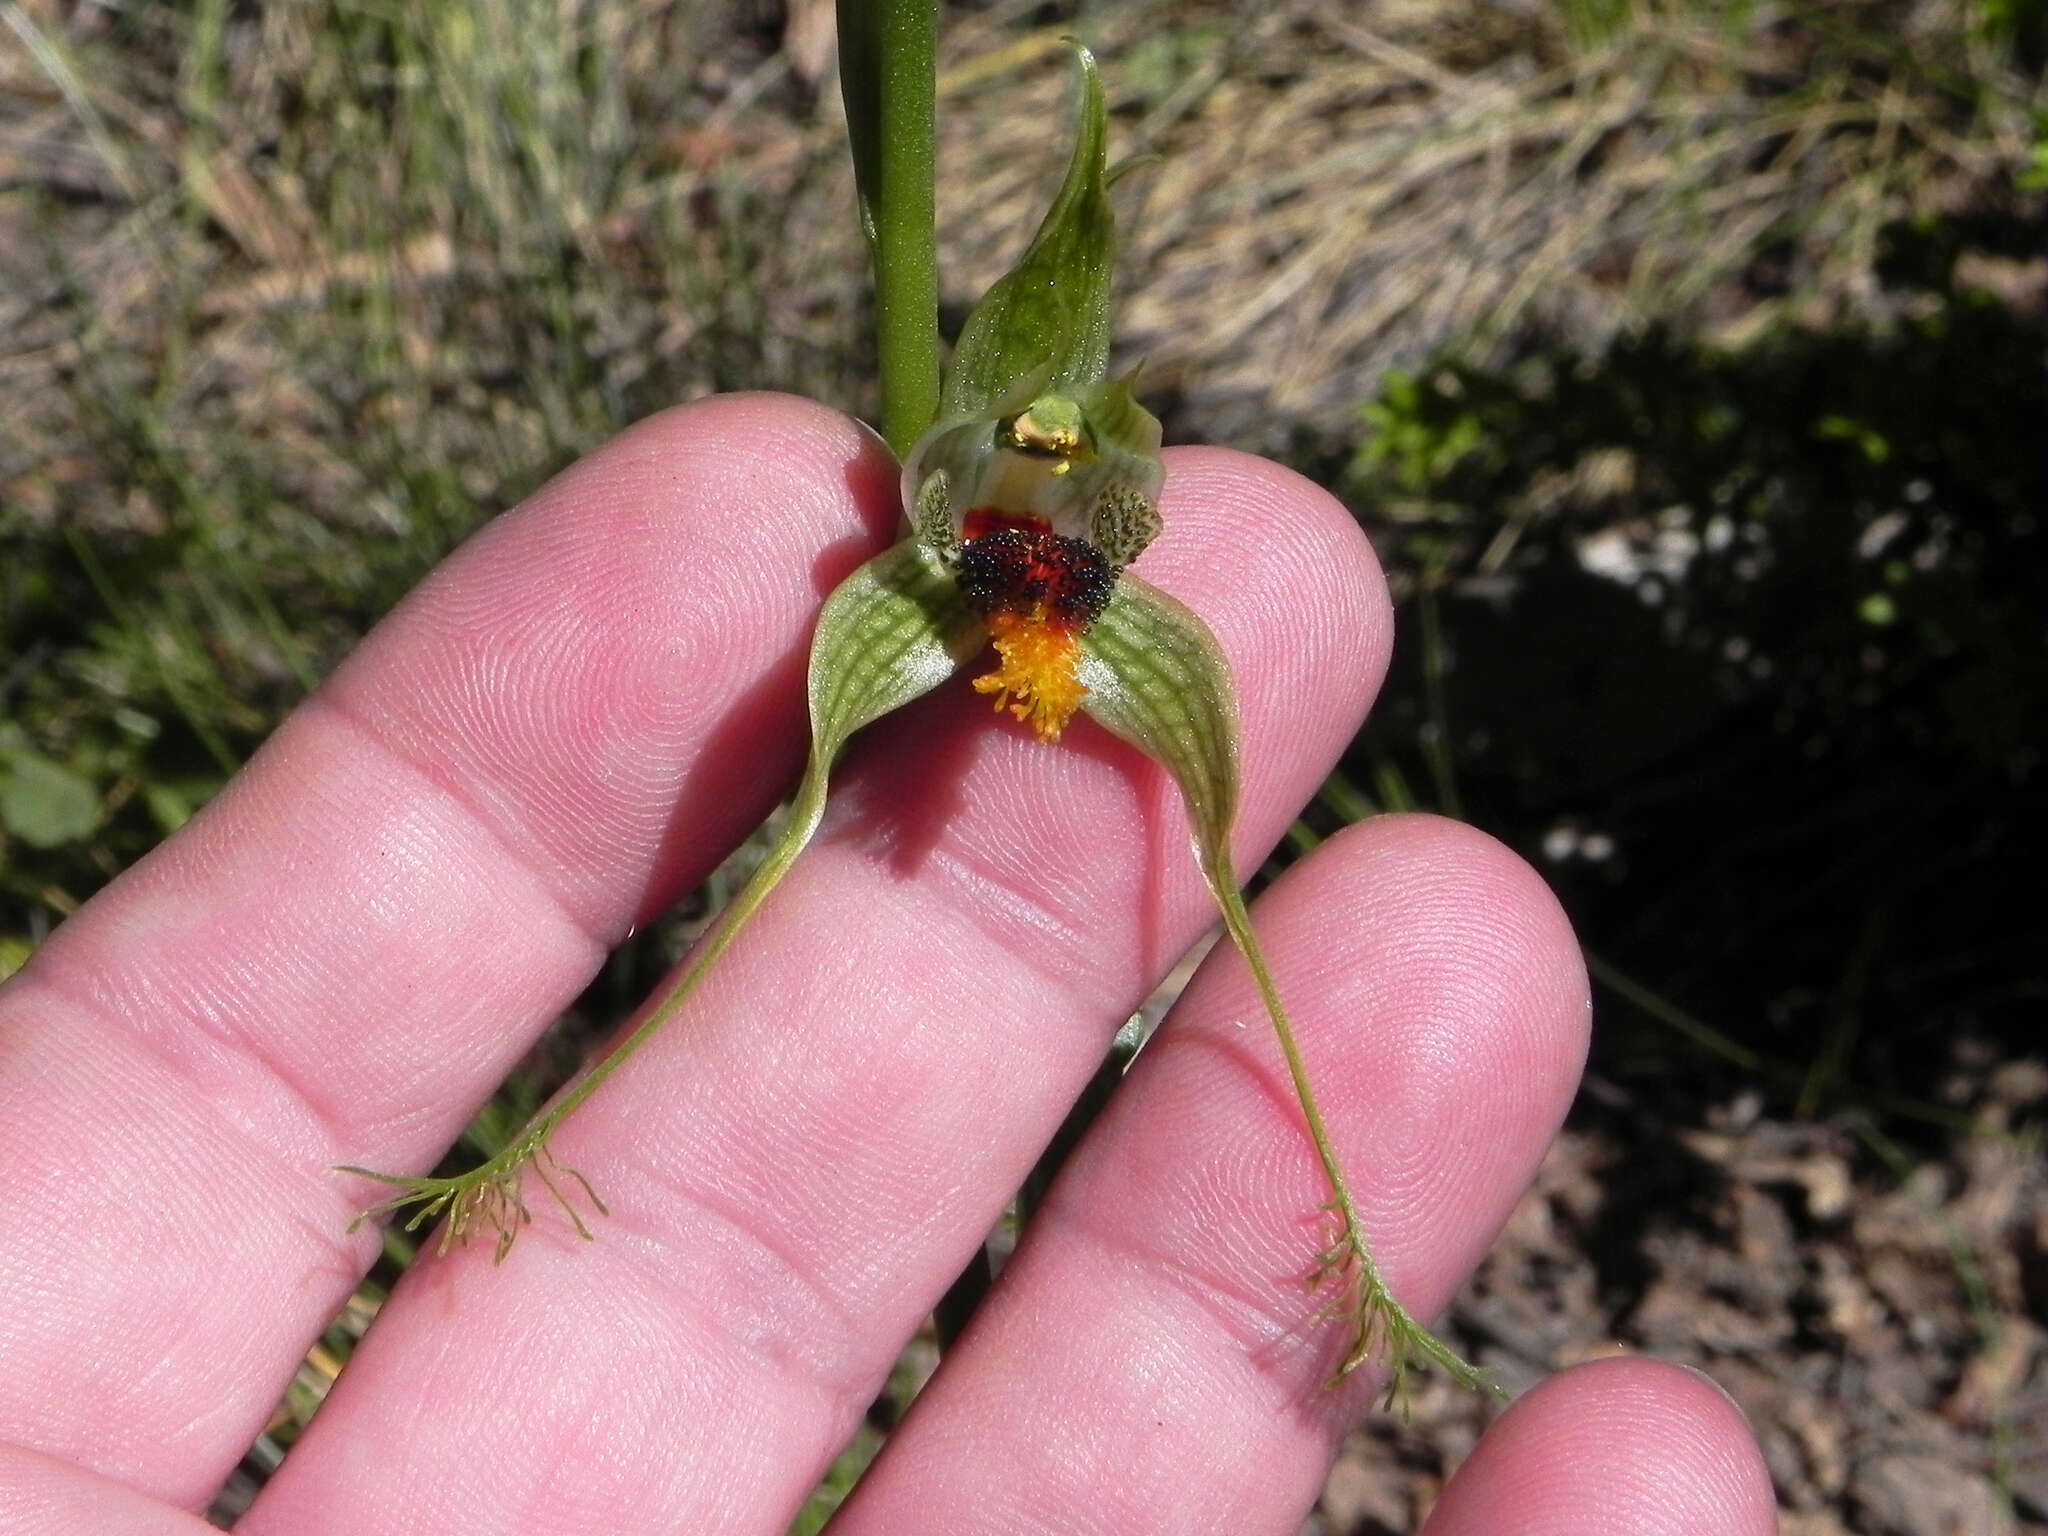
[955,525,1115,629]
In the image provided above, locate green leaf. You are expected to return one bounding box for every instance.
[836,0,886,250]
[1076,573,1239,864]
[0,937,33,981]
[809,540,984,765]
[143,781,195,835]
[0,747,101,849]
[943,44,1116,420]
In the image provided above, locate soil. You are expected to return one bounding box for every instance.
[1309,1050,2047,1535]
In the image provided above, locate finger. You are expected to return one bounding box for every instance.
[0,395,898,1505]
[0,1445,221,1536]
[829,814,1589,1534]
[238,448,1394,1535]
[1423,1357,1777,1536]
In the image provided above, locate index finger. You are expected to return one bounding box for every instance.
[0,395,897,1507]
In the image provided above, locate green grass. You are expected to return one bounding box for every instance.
[1,0,847,941]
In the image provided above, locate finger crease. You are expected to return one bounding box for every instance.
[312,692,613,957]
[602,1152,880,1413]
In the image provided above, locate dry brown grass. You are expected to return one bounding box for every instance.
[4,0,2037,529]
[932,0,2041,451]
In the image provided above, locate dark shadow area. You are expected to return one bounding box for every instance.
[1322,211,2043,1139]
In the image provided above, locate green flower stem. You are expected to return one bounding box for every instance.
[1204,847,1502,1401]
[838,0,940,455]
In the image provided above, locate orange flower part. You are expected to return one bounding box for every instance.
[975,608,1087,743]
[955,516,1116,745]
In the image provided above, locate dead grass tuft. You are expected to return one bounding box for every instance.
[4,0,2037,530]
[929,0,2043,452]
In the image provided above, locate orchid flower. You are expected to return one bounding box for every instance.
[345,45,1490,1403]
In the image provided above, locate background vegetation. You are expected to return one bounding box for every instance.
[1,0,2040,1529]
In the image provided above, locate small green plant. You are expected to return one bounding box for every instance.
[1354,368,1493,496]
[346,11,1491,1402]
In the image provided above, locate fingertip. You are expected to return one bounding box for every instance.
[312,391,902,940]
[1144,445,1393,809]
[0,391,912,1507]
[508,389,901,572]
[1425,1356,1779,1536]
[821,804,1601,1534]
[0,1443,222,1535]
[1344,812,1593,1088]
[1231,813,1591,1301]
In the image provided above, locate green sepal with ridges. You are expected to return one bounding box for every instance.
[1079,575,1498,1403]
[342,541,984,1261]
[942,43,1115,422]
[809,540,985,755]
[1077,573,1238,858]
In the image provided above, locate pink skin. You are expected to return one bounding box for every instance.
[0,396,1777,1532]
[1421,1358,1780,1536]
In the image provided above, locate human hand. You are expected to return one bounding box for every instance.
[0,396,1776,1533]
